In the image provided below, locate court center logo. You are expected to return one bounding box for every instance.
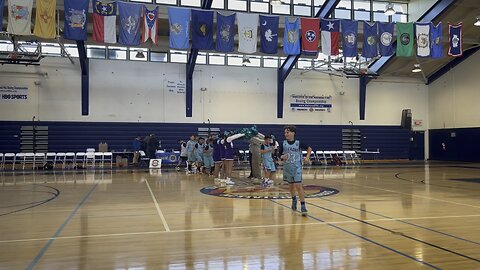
[200,185,339,199]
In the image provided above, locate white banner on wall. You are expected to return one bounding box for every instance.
[165,80,186,94]
[0,85,29,102]
[290,94,332,112]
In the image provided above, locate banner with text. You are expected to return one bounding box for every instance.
[0,85,29,102]
[290,94,332,112]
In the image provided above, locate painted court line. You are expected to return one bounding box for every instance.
[145,178,170,232]
[26,182,99,270]
[2,214,479,244]
[325,178,480,209]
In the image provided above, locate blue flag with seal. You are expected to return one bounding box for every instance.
[259,15,279,54]
[168,7,190,50]
[216,12,235,52]
[430,22,443,59]
[64,0,89,40]
[362,22,378,58]
[283,17,300,55]
[341,20,358,57]
[448,22,462,57]
[378,22,394,56]
[118,1,142,46]
[192,9,214,50]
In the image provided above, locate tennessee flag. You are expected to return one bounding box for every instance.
[92,0,117,44]
[300,17,320,55]
[33,0,56,39]
[142,6,159,45]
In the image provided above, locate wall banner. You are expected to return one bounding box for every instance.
[0,85,29,102]
[290,94,332,112]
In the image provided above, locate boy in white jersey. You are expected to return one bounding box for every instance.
[279,125,312,216]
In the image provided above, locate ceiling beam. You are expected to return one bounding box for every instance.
[186,0,213,117]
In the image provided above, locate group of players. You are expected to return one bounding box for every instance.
[176,125,312,216]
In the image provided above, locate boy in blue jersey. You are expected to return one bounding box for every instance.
[186,134,197,174]
[260,135,275,186]
[278,125,312,216]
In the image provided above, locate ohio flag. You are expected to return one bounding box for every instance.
[92,0,117,44]
[142,6,159,45]
[321,19,340,56]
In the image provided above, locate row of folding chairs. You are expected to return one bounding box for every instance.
[312,150,361,165]
[0,152,114,171]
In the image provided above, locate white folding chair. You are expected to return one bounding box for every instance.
[323,151,333,165]
[0,153,4,171]
[85,151,95,168]
[14,153,26,171]
[315,151,326,165]
[244,150,250,162]
[55,152,66,169]
[34,153,46,169]
[75,152,86,168]
[94,152,104,168]
[103,152,113,168]
[139,150,149,167]
[45,152,56,164]
[65,152,76,169]
[343,151,355,165]
[335,151,346,165]
[3,153,15,171]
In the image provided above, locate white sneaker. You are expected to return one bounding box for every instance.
[266,179,274,185]
[225,179,235,185]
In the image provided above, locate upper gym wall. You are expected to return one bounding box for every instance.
[0,57,428,128]
[428,50,480,129]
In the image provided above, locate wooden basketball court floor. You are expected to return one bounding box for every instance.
[0,163,479,269]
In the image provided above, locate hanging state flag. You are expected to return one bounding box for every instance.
[141,6,159,45]
[378,22,394,56]
[216,12,235,52]
[33,0,56,39]
[321,19,340,56]
[0,0,5,31]
[448,23,462,57]
[430,22,443,59]
[168,7,190,50]
[192,9,214,50]
[362,22,378,58]
[118,1,142,46]
[283,17,300,55]
[415,22,431,57]
[63,0,88,40]
[300,17,320,56]
[92,0,117,44]
[8,0,33,35]
[396,22,414,57]
[237,13,258,54]
[259,15,279,54]
[341,20,358,57]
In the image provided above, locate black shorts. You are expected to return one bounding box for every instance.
[180,156,188,161]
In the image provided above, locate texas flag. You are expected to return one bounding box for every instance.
[321,19,340,56]
[92,0,117,44]
[142,6,159,45]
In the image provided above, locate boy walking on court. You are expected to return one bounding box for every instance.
[260,135,275,186]
[279,125,312,216]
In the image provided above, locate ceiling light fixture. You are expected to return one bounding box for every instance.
[474,17,480,27]
[385,3,395,16]
[135,50,145,59]
[412,64,422,73]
